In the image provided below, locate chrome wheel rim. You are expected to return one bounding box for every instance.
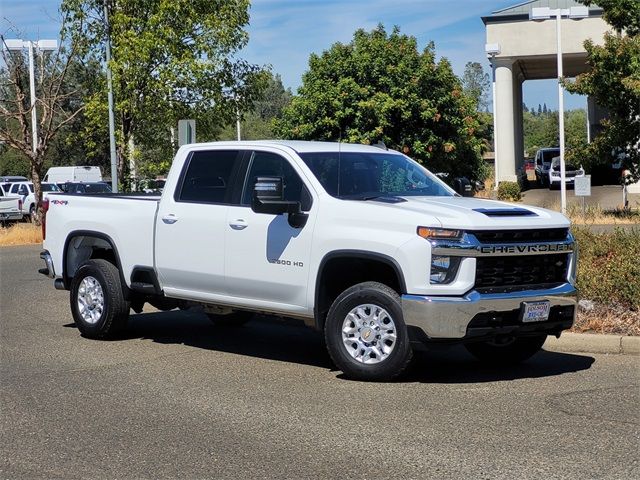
[341,304,396,364]
[77,276,105,324]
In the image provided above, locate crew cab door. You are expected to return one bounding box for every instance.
[155,149,245,296]
[225,150,316,309]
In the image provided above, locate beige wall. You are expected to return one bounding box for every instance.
[487,17,609,59]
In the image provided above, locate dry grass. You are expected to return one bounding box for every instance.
[572,304,640,336]
[544,201,640,225]
[0,223,42,246]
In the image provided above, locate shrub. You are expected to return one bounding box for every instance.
[497,181,521,201]
[573,227,640,310]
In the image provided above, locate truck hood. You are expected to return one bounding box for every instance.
[389,196,569,230]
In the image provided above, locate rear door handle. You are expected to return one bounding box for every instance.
[229,219,248,230]
[162,214,178,224]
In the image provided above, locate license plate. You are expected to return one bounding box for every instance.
[521,301,551,323]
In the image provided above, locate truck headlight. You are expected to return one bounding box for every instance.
[430,255,461,284]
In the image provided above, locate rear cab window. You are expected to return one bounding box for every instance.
[175,150,245,205]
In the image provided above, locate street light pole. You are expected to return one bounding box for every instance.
[27,42,38,153]
[530,6,588,215]
[555,9,568,215]
[4,39,58,153]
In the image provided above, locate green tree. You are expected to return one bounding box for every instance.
[274,25,486,180]
[565,0,640,182]
[62,0,266,187]
[218,73,293,140]
[461,61,490,112]
[523,108,587,157]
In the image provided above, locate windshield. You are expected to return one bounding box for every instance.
[299,151,453,199]
[41,183,60,192]
[83,183,112,193]
[542,150,560,163]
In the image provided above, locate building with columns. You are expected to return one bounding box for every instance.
[482,0,610,184]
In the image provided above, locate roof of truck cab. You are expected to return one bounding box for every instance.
[187,140,400,154]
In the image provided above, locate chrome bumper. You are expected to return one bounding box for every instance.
[39,250,56,278]
[401,283,577,339]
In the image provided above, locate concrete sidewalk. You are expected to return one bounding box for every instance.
[545,332,640,355]
[521,185,640,210]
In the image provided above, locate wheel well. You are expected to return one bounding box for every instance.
[315,254,404,330]
[64,233,121,288]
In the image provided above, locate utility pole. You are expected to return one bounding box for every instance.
[104,1,118,193]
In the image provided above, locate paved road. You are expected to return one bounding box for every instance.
[1,245,639,479]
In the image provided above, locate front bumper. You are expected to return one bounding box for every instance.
[401,283,577,340]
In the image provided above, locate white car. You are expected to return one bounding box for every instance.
[548,157,585,190]
[6,181,61,221]
[40,141,577,381]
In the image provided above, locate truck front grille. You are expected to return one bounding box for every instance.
[470,228,569,243]
[475,254,569,290]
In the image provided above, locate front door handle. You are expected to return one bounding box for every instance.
[162,214,178,224]
[229,219,248,230]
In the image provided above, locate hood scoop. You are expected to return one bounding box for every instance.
[473,207,538,217]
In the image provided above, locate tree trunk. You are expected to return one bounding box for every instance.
[30,163,43,226]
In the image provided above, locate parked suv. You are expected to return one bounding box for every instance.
[534,148,560,187]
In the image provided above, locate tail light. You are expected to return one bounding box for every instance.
[40,197,49,240]
[18,199,23,211]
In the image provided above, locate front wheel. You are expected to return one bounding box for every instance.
[324,282,413,381]
[464,335,547,364]
[70,259,130,339]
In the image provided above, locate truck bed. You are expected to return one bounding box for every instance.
[44,193,160,284]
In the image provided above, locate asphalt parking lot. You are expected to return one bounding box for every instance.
[1,245,639,479]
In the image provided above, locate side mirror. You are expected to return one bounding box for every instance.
[251,176,308,228]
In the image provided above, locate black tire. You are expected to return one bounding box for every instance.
[207,311,253,327]
[464,335,547,364]
[70,259,130,339]
[28,205,36,223]
[324,281,413,381]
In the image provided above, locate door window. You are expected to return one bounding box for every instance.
[177,150,242,204]
[242,151,312,211]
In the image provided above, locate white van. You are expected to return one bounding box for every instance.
[44,166,102,184]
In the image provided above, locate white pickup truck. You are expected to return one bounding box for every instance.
[0,185,23,223]
[40,141,577,380]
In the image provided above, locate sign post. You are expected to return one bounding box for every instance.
[178,120,196,146]
[574,175,591,216]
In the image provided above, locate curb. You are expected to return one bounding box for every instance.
[544,332,640,355]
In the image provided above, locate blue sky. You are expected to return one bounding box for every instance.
[0,0,586,110]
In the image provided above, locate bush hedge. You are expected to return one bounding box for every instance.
[497,181,521,201]
[573,227,640,310]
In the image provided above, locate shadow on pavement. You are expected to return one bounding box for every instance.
[124,310,595,383]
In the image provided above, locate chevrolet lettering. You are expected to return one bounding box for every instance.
[39,140,578,381]
[479,243,573,255]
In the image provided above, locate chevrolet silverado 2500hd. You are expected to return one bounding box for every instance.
[39,141,577,380]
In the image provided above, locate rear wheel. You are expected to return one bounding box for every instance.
[324,282,413,381]
[70,259,130,339]
[464,335,547,364]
